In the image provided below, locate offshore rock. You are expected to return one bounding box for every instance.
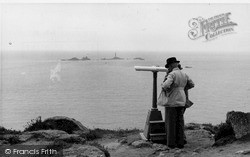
[226,111,250,139]
[43,116,90,134]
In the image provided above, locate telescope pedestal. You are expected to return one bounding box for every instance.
[135,68,168,142]
[142,108,166,142]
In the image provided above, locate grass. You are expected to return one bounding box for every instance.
[81,128,141,141]
[201,123,214,128]
[0,126,22,145]
[213,122,235,141]
[89,141,111,157]
[23,116,81,133]
[23,116,141,140]
[23,116,89,134]
[3,116,141,147]
[0,126,21,135]
[201,123,216,134]
[1,118,143,157]
[0,127,21,145]
[23,116,51,132]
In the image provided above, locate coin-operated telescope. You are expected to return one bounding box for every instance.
[134,66,168,142]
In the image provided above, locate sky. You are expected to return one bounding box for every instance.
[1,3,250,54]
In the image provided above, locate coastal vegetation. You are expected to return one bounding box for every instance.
[1,111,250,157]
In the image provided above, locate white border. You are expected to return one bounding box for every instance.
[0,0,250,4]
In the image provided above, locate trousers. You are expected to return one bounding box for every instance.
[165,107,185,147]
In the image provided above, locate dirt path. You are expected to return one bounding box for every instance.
[96,129,250,157]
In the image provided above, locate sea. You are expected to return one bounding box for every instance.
[1,51,250,130]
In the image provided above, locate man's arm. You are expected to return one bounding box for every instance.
[161,72,174,91]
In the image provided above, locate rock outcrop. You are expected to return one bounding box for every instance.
[18,129,86,145]
[63,144,106,157]
[235,149,250,155]
[81,56,90,61]
[19,129,68,143]
[226,111,250,139]
[213,111,250,146]
[0,129,108,156]
[43,116,90,134]
[134,57,145,60]
[131,140,152,148]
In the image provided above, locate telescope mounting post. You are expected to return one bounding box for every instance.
[135,66,167,142]
[152,71,158,110]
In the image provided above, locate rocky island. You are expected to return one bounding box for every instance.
[134,57,145,60]
[60,54,145,61]
[101,53,124,60]
[61,56,90,61]
[1,111,250,157]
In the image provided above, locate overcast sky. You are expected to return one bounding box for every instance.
[1,3,250,54]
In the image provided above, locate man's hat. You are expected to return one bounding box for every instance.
[165,57,180,68]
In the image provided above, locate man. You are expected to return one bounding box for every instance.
[162,57,194,148]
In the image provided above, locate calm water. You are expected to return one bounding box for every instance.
[1,52,250,130]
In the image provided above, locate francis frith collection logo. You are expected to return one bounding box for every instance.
[188,12,237,41]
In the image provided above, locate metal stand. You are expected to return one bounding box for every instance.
[134,66,168,142]
[142,72,166,141]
